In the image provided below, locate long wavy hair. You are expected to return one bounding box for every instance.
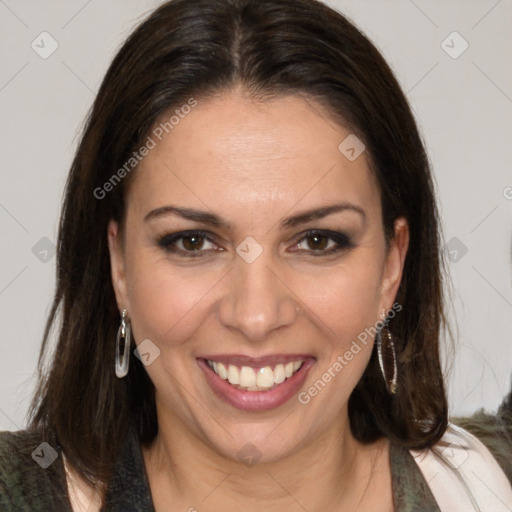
[29,0,449,488]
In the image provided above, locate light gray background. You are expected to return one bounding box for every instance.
[1,0,511,431]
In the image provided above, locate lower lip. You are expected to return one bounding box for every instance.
[197,358,315,411]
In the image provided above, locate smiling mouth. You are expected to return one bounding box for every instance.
[197,355,316,411]
[206,359,305,391]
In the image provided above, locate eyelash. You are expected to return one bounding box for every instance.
[157,229,354,258]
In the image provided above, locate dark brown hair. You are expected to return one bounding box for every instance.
[30,0,448,488]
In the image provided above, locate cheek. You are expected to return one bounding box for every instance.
[291,251,384,380]
[295,255,384,338]
[125,251,222,348]
[289,255,384,416]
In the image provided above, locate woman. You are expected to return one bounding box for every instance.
[1,0,511,510]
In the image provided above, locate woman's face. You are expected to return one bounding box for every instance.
[108,89,408,463]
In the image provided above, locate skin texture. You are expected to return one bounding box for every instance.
[107,87,409,511]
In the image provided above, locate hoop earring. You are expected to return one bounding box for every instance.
[115,309,131,378]
[376,323,397,394]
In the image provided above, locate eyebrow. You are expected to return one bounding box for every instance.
[143,201,366,229]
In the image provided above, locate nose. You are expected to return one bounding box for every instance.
[217,253,298,343]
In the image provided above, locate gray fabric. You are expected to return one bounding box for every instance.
[0,430,71,511]
[390,442,441,511]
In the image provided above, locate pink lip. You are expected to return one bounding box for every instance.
[197,356,316,411]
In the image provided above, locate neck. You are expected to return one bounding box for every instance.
[143,400,391,511]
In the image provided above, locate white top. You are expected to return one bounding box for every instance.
[411,422,512,511]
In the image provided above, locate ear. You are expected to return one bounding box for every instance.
[107,219,130,312]
[378,216,409,317]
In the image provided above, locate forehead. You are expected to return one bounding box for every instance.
[128,90,380,225]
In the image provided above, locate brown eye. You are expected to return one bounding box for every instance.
[291,230,354,256]
[306,234,329,250]
[181,234,205,251]
[157,230,218,257]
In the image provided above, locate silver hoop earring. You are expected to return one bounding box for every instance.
[115,309,131,378]
[376,323,397,394]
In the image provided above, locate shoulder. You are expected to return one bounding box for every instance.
[451,406,512,483]
[0,429,71,511]
[0,430,46,493]
[409,423,512,512]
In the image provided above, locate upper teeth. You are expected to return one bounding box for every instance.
[207,360,304,391]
